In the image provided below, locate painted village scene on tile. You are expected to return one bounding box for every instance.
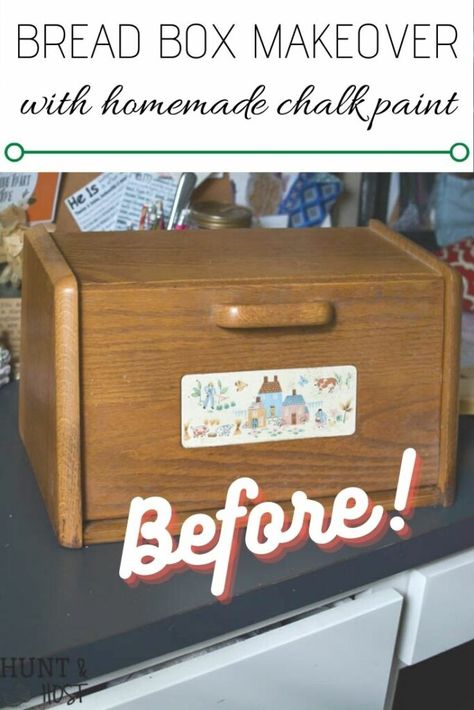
[182,366,357,448]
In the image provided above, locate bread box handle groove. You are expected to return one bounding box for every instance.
[212,302,334,329]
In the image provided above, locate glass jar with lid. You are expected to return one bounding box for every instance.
[188,201,252,229]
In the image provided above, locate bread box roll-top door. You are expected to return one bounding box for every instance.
[53,222,457,530]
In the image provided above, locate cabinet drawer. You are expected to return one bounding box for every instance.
[84,589,403,710]
[398,548,474,665]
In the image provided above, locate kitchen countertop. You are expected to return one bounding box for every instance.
[1,382,473,706]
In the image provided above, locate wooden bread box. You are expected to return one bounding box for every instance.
[19,220,461,548]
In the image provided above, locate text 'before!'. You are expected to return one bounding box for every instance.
[119,449,420,602]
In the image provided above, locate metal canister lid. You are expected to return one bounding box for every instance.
[189,202,252,229]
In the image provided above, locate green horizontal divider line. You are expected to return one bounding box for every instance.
[10,149,456,156]
[4,142,471,162]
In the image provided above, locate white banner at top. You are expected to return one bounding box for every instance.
[0,0,472,171]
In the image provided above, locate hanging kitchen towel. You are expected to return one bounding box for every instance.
[278,173,342,228]
[436,236,474,312]
[434,174,474,246]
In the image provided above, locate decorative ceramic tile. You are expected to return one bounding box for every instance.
[181,365,357,448]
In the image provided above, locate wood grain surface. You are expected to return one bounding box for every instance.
[82,481,445,544]
[77,277,446,523]
[20,222,460,545]
[53,226,438,287]
[212,301,334,329]
[19,226,82,547]
[370,220,461,506]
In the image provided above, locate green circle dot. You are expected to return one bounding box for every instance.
[450,143,470,163]
[4,143,25,163]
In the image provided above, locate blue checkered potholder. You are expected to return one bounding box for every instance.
[279,173,342,228]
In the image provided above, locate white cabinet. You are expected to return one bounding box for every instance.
[28,549,474,709]
[86,589,403,710]
[397,548,474,665]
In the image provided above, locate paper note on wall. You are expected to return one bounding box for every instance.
[64,173,129,231]
[65,172,213,231]
[114,173,179,230]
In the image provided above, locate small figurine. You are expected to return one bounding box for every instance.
[203,382,216,410]
[315,408,328,428]
[0,346,11,388]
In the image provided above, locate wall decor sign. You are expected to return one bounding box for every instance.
[181,365,357,448]
[0,172,61,223]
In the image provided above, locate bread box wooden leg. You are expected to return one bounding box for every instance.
[19,226,83,547]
